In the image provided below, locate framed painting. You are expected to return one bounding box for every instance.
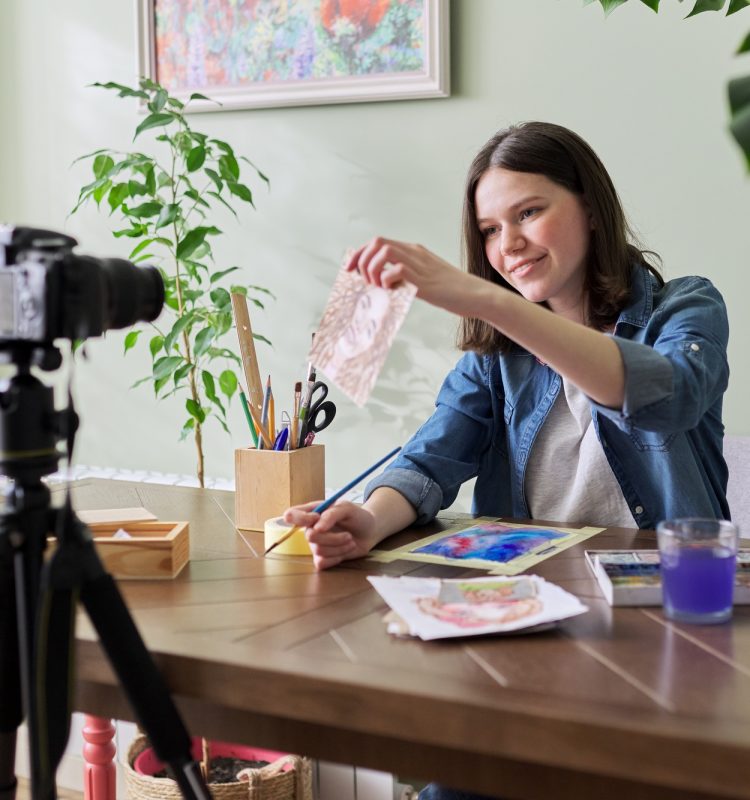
[137,0,450,112]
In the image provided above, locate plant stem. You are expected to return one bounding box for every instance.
[169,144,205,488]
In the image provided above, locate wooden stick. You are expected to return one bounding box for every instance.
[231,293,265,414]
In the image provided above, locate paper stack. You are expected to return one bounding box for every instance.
[368,574,588,640]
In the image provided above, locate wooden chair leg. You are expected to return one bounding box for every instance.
[82,716,116,800]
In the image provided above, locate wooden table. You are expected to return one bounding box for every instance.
[63,478,750,800]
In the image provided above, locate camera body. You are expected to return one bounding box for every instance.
[0,225,164,344]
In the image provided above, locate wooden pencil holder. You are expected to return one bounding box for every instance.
[234,445,325,531]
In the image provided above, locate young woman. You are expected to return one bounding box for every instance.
[284,119,731,800]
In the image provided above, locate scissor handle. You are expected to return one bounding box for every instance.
[307,399,336,434]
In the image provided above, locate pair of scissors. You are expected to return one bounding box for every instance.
[299,380,337,446]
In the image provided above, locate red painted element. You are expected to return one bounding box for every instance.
[82,716,117,800]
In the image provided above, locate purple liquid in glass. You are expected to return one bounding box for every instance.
[661,545,736,621]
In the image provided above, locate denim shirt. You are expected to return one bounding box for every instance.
[364,266,730,529]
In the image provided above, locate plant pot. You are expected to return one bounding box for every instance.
[125,735,313,800]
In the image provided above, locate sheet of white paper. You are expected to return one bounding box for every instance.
[368,575,588,640]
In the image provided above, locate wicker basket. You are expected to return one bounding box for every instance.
[124,735,313,800]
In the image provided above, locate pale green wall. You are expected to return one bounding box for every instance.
[1,1,748,507]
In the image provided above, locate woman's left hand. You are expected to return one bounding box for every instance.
[345,237,482,316]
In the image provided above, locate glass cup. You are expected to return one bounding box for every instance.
[657,518,738,624]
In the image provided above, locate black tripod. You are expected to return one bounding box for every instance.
[0,344,213,800]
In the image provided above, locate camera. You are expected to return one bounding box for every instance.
[0,225,164,345]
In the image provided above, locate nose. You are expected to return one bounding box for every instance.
[499,225,524,256]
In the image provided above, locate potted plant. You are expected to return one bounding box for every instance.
[71,77,272,487]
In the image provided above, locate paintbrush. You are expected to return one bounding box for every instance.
[264,446,401,556]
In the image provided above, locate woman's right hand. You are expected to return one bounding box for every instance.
[282,500,380,571]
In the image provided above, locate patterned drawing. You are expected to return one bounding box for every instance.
[309,265,416,406]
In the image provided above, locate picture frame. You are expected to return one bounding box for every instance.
[136,0,450,112]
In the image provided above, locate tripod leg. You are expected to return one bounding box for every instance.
[0,544,22,800]
[0,732,17,800]
[79,574,211,800]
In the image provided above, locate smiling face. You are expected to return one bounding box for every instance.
[475,167,593,322]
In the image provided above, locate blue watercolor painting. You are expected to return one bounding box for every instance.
[412,524,568,564]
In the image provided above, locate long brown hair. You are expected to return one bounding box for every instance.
[459,121,663,354]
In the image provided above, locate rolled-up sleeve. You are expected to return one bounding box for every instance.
[593,277,729,434]
[364,352,496,524]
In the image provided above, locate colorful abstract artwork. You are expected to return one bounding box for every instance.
[368,518,605,575]
[413,523,568,563]
[138,0,449,109]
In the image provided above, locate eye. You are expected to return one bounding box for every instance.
[520,208,539,221]
[480,225,499,239]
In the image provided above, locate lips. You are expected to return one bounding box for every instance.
[507,255,545,277]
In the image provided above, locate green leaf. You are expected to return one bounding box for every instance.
[219,153,240,181]
[202,370,217,400]
[179,417,195,441]
[128,201,162,218]
[93,154,115,179]
[93,180,112,206]
[729,74,750,168]
[154,375,170,395]
[173,363,192,384]
[186,145,206,172]
[204,168,223,192]
[153,355,183,380]
[113,224,149,238]
[134,112,175,140]
[153,88,168,112]
[128,238,155,259]
[592,0,629,13]
[639,0,660,9]
[108,182,130,212]
[128,179,149,197]
[184,188,210,207]
[210,266,240,284]
[210,287,231,309]
[164,314,192,353]
[727,0,750,11]
[738,31,750,53]
[240,156,270,186]
[176,226,220,260]
[186,398,206,423]
[219,370,238,398]
[92,81,149,100]
[145,165,157,195]
[189,92,215,102]
[123,329,141,353]
[194,326,215,357]
[156,203,180,229]
[686,0,726,16]
[226,181,254,205]
[149,334,164,357]
[206,191,238,217]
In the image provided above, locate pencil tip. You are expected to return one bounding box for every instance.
[295,381,302,392]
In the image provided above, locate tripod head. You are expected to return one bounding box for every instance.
[0,342,72,489]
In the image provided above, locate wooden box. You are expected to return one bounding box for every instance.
[234,445,325,531]
[87,520,190,580]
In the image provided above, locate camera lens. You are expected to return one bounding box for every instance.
[100,259,165,330]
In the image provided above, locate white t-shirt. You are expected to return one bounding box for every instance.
[525,377,636,528]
